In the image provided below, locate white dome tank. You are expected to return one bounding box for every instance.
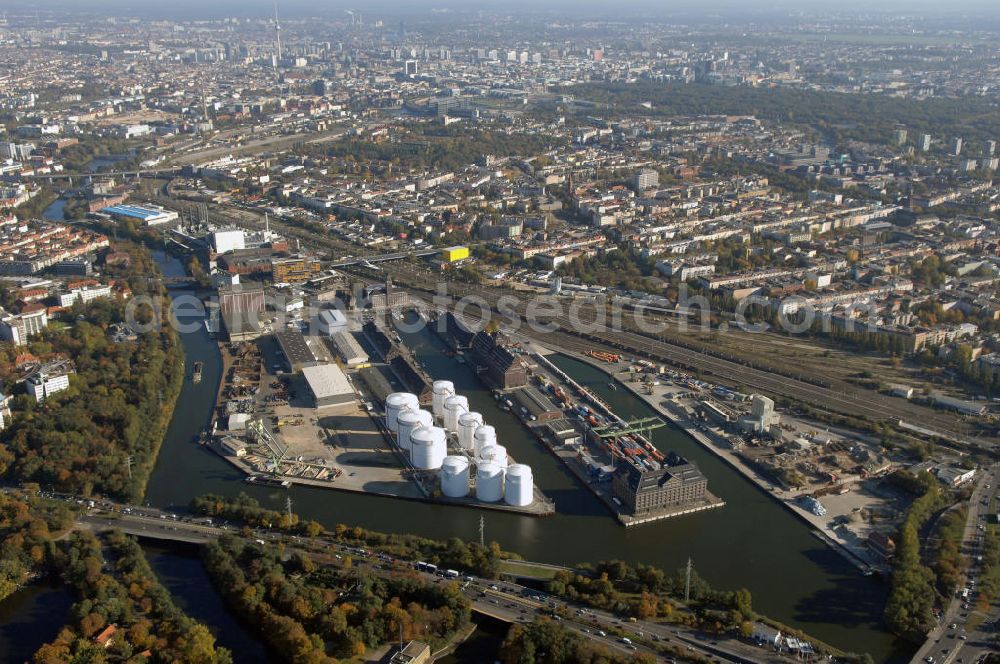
[440,455,471,498]
[432,380,455,421]
[443,394,469,433]
[472,425,497,457]
[396,409,433,450]
[504,464,534,507]
[385,392,418,432]
[410,425,447,470]
[457,411,484,450]
[478,444,508,469]
[476,462,504,503]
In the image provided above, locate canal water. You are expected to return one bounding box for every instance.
[42,198,65,222]
[140,253,911,662]
[437,614,507,664]
[0,581,74,663]
[141,541,273,663]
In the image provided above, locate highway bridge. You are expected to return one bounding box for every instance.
[22,167,181,185]
[15,491,793,663]
[74,509,777,663]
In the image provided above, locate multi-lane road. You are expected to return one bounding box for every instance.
[28,491,800,663]
[910,465,999,664]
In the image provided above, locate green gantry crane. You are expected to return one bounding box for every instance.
[591,416,665,441]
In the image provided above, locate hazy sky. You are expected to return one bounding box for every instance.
[2,0,999,19]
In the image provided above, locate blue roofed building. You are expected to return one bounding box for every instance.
[101,203,179,226]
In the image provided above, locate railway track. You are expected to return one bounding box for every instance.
[152,193,992,450]
[348,266,993,450]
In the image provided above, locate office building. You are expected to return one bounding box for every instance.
[0,305,48,345]
[58,284,112,307]
[918,134,932,152]
[950,137,963,156]
[0,141,35,161]
[632,169,659,192]
[271,255,321,283]
[366,276,409,310]
[25,360,74,402]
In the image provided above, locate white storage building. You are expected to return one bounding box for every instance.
[301,363,355,408]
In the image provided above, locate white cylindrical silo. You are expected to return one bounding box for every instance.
[478,444,508,469]
[396,409,432,450]
[457,411,484,450]
[504,464,533,507]
[411,425,447,470]
[473,425,497,457]
[475,462,504,503]
[440,455,471,498]
[385,392,417,432]
[432,380,455,421]
[443,394,469,433]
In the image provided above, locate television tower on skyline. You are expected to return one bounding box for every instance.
[272,0,282,71]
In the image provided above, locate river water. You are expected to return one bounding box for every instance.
[42,198,65,222]
[141,541,273,663]
[0,581,74,663]
[110,252,910,661]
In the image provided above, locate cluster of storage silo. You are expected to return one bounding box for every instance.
[396,408,433,451]
[432,381,455,420]
[385,392,420,432]
[385,392,444,470]
[388,382,534,507]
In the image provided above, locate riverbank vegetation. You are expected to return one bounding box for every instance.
[202,534,471,662]
[32,529,231,663]
[0,490,75,602]
[883,471,952,640]
[0,242,184,502]
[191,492,511,577]
[12,187,59,220]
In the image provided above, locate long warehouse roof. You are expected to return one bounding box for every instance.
[302,363,353,400]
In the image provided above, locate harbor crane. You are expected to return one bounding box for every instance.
[246,419,288,476]
[591,416,665,442]
[591,417,667,469]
